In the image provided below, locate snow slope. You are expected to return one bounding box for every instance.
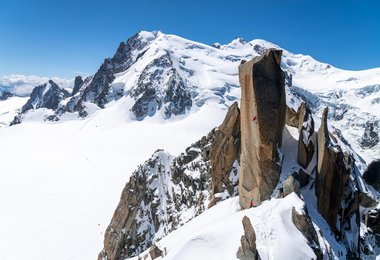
[0,101,227,260]
[128,194,316,260]
[0,96,28,127]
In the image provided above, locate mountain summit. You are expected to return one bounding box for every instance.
[7,31,380,163]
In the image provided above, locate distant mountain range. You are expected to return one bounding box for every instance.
[2,31,379,163]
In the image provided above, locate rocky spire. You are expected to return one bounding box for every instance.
[72,76,84,96]
[297,102,315,168]
[238,49,286,209]
[316,107,361,257]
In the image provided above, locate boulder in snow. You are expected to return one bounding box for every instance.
[237,216,259,260]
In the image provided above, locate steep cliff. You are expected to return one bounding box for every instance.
[238,49,286,209]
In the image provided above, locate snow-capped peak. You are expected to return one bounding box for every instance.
[3,31,380,164]
[136,30,161,43]
[221,37,249,49]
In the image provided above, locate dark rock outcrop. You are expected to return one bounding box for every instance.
[297,102,315,168]
[362,159,380,192]
[360,122,379,149]
[238,49,286,209]
[292,168,311,188]
[209,101,240,206]
[237,216,259,260]
[21,80,70,113]
[130,52,193,120]
[0,91,14,100]
[292,207,323,259]
[363,208,380,253]
[72,76,84,96]
[316,107,361,257]
[148,244,163,259]
[367,209,380,235]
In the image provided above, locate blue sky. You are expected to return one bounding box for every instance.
[1,0,379,78]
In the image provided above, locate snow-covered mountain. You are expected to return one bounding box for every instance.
[0,31,379,260]
[4,31,379,163]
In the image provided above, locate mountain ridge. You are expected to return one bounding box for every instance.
[0,31,379,260]
[3,30,378,164]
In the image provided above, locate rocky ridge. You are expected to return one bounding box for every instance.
[10,80,70,124]
[99,50,379,259]
[99,103,241,260]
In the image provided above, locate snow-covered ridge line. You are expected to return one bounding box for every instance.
[1,30,379,164]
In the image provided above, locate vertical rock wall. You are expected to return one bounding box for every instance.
[238,49,286,209]
[316,107,361,257]
[209,101,240,205]
[297,102,315,168]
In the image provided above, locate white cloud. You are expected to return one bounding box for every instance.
[0,74,74,96]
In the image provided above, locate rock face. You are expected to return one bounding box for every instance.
[285,105,299,128]
[99,130,216,260]
[362,159,380,192]
[148,244,163,259]
[291,207,323,259]
[368,209,380,236]
[209,101,240,205]
[316,107,347,228]
[0,91,14,101]
[21,80,71,113]
[99,101,244,259]
[363,208,380,255]
[129,52,193,120]
[10,80,71,125]
[62,32,159,115]
[283,175,300,197]
[72,76,84,96]
[238,49,286,209]
[297,103,315,168]
[237,216,259,260]
[360,122,379,149]
[316,107,361,257]
[59,33,194,120]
